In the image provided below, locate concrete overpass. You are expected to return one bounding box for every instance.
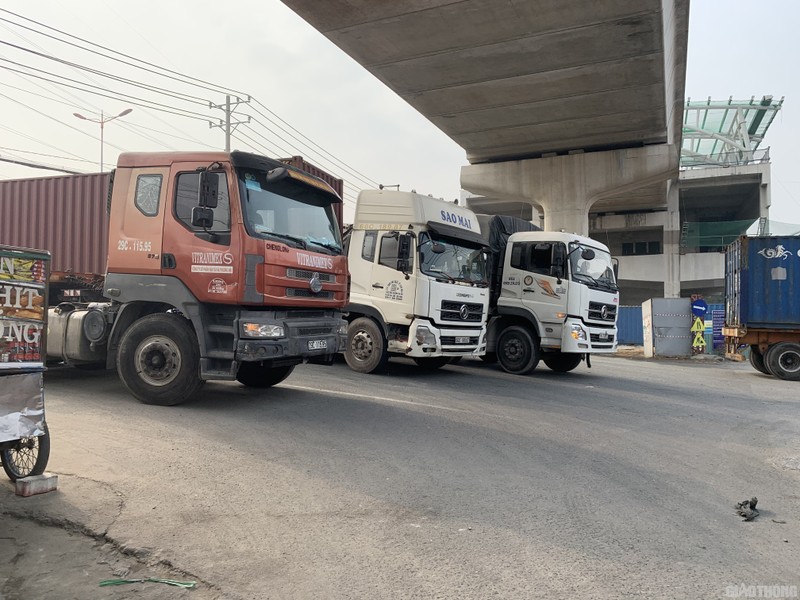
[280,0,690,236]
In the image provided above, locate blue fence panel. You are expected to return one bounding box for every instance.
[617,305,644,345]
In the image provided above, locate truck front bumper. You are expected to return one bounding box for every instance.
[558,317,617,354]
[399,319,486,358]
[236,310,347,363]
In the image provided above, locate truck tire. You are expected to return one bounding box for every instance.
[345,317,388,374]
[1,422,50,482]
[765,343,800,381]
[543,352,582,373]
[413,357,450,370]
[117,313,204,406]
[748,345,770,375]
[497,325,540,375]
[236,363,295,388]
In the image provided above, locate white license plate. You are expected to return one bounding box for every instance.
[455,336,471,344]
[308,339,327,350]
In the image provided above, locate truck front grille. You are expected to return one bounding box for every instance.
[287,268,336,283]
[298,326,333,336]
[286,288,334,299]
[440,301,483,322]
[588,302,617,322]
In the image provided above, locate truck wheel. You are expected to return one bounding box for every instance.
[497,325,540,375]
[765,343,800,381]
[543,352,583,373]
[236,363,295,388]
[345,317,388,374]
[2,422,50,482]
[413,357,450,370]
[748,345,770,375]
[117,313,203,406]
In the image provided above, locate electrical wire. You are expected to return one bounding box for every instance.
[0,59,213,120]
[0,15,223,150]
[2,10,380,189]
[252,99,379,188]
[0,9,381,197]
[0,9,247,97]
[0,65,213,124]
[0,146,95,164]
[0,38,211,105]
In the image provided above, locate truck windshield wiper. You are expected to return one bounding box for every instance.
[573,272,618,292]
[307,240,342,254]
[263,232,307,249]
[427,269,456,283]
[572,272,601,286]
[598,279,619,292]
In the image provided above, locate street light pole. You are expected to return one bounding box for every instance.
[73,108,133,171]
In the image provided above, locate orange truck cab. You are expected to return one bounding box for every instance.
[48,151,348,405]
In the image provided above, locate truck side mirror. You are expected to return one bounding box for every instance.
[612,257,619,280]
[551,243,566,284]
[398,233,412,260]
[199,171,219,208]
[191,206,214,229]
[397,233,412,278]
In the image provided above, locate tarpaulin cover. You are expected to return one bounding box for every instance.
[0,371,45,442]
[478,215,541,306]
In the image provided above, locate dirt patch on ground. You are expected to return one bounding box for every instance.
[0,514,221,600]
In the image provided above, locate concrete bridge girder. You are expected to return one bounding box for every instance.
[460,144,679,235]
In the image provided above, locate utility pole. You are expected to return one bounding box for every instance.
[209,95,251,151]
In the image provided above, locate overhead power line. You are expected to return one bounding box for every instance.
[0,9,247,97]
[0,8,381,197]
[0,154,84,174]
[0,146,95,164]
[0,39,210,104]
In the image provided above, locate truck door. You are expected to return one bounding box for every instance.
[160,167,241,304]
[369,232,416,325]
[507,241,566,323]
[107,167,169,278]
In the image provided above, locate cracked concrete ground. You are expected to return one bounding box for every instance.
[1,475,221,600]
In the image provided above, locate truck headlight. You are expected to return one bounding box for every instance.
[243,323,285,338]
[338,322,348,335]
[415,326,437,346]
[570,324,587,341]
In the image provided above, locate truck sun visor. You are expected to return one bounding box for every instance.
[425,221,489,247]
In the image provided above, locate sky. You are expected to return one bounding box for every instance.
[0,1,798,226]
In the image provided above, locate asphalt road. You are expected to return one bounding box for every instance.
[2,353,800,599]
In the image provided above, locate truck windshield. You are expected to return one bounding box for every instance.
[568,242,618,292]
[237,169,343,254]
[418,232,488,286]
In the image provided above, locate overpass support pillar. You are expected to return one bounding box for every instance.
[663,178,681,298]
[461,145,678,236]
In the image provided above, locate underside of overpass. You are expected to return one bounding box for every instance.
[280,0,690,235]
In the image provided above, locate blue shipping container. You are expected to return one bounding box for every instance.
[725,235,800,329]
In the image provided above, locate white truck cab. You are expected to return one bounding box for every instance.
[481,215,619,375]
[343,190,489,373]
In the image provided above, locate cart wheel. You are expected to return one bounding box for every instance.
[1,421,51,482]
